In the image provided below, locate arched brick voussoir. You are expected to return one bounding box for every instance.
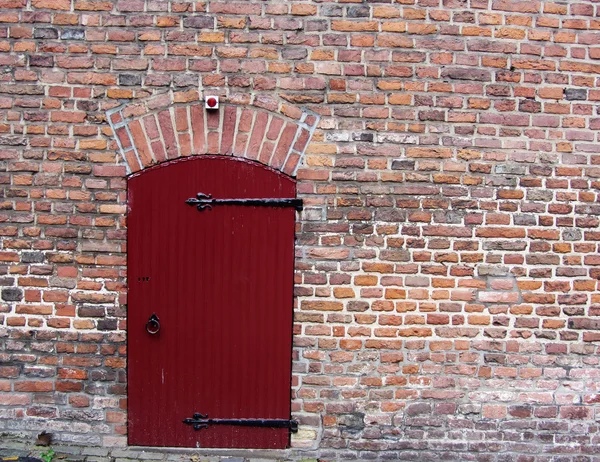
[106,96,319,177]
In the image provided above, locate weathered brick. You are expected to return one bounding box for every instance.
[1,1,600,459]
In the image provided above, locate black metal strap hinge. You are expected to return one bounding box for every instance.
[183,412,298,433]
[186,192,303,212]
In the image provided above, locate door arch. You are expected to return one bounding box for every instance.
[127,156,298,449]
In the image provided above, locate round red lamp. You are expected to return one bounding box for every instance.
[205,96,219,109]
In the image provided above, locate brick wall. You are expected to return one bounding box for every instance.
[1,0,600,459]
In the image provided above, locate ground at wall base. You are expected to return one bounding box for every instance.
[3,437,600,462]
[1,439,312,462]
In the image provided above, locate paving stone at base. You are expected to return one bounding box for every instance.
[81,449,110,457]
[0,451,29,459]
[137,451,165,460]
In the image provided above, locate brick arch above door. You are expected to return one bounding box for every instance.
[105,91,319,176]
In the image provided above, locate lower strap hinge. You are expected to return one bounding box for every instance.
[183,412,298,433]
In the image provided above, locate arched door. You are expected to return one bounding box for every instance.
[127,156,298,448]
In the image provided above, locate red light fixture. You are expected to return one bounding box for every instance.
[205,96,219,110]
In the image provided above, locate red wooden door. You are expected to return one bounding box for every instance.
[127,156,297,448]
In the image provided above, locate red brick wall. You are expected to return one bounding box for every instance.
[2,0,600,458]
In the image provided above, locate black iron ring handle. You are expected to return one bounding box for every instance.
[146,313,160,335]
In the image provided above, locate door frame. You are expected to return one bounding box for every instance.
[126,155,300,448]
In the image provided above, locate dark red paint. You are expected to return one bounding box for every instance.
[127,156,296,448]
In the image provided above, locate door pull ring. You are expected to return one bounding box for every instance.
[146,313,160,335]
